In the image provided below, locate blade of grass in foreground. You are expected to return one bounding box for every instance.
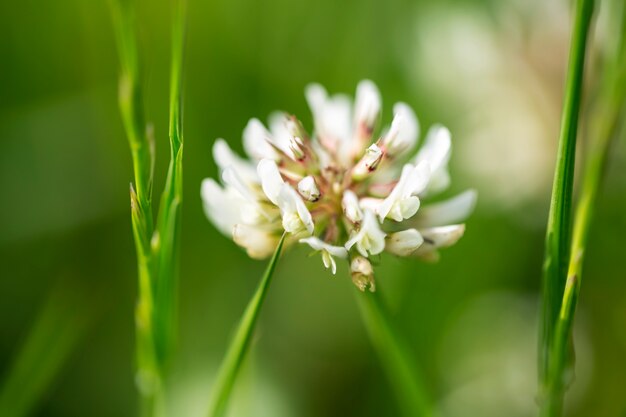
[206,234,286,417]
[538,0,594,408]
[356,291,433,417]
[542,2,626,416]
[111,0,187,415]
[0,282,95,417]
[110,1,160,412]
[153,0,186,373]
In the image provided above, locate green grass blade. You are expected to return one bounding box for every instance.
[542,2,626,415]
[110,0,154,227]
[206,234,286,417]
[538,0,595,406]
[153,0,186,370]
[356,291,433,417]
[0,283,94,417]
[110,0,164,413]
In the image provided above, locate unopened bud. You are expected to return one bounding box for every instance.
[297,176,321,202]
[352,144,384,180]
[285,116,308,140]
[289,136,305,160]
[350,256,375,292]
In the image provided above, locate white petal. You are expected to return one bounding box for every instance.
[388,196,420,222]
[221,166,258,207]
[382,102,419,156]
[213,139,258,183]
[385,229,424,256]
[299,236,348,258]
[233,224,279,259]
[414,125,451,173]
[257,159,284,205]
[418,224,466,251]
[377,162,430,222]
[276,186,314,235]
[414,190,477,227]
[310,140,332,169]
[305,83,327,118]
[404,161,431,196]
[342,190,363,223]
[268,112,297,159]
[200,178,242,235]
[359,197,383,213]
[305,83,352,161]
[243,118,278,161]
[326,252,337,275]
[354,79,381,129]
[414,125,451,194]
[291,188,315,234]
[345,210,386,256]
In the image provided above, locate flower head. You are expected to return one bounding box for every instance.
[202,80,476,290]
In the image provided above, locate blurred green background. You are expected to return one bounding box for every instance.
[1,0,625,416]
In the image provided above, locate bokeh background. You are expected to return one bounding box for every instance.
[1,0,625,416]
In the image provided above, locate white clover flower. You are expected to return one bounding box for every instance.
[202,80,476,290]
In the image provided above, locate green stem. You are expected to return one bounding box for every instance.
[541,2,626,415]
[356,290,433,417]
[153,0,186,373]
[111,0,187,415]
[111,1,159,412]
[206,234,286,417]
[538,0,594,410]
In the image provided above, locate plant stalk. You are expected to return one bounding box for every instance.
[356,290,433,417]
[538,0,594,410]
[111,0,186,414]
[206,234,286,417]
[541,1,626,415]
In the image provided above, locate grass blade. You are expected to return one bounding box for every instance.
[356,291,433,417]
[153,0,186,371]
[111,1,161,411]
[0,282,94,417]
[111,0,187,414]
[206,234,286,417]
[542,2,626,415]
[538,0,594,408]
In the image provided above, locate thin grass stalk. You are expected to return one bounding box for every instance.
[206,234,286,417]
[538,0,595,406]
[111,0,186,414]
[356,291,433,417]
[153,0,186,373]
[110,1,159,412]
[541,2,626,415]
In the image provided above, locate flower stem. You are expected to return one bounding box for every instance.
[206,234,286,417]
[541,2,626,415]
[356,290,433,417]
